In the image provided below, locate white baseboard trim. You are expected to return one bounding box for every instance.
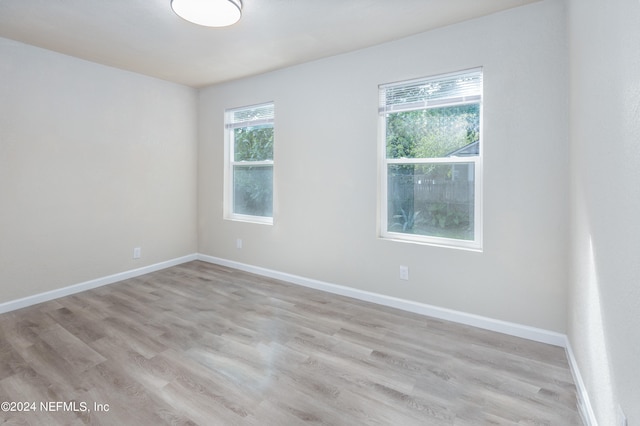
[203,254,597,424]
[1,253,594,424]
[0,254,198,315]
[565,339,598,426]
[197,254,567,347]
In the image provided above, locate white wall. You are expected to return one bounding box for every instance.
[0,38,198,304]
[568,0,640,424]
[199,0,569,332]
[4,2,639,422]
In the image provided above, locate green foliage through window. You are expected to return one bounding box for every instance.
[380,69,482,246]
[386,104,479,159]
[226,102,274,221]
[234,125,273,162]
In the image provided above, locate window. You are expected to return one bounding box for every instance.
[379,69,483,249]
[224,102,274,224]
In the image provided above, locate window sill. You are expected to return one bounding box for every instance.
[224,214,273,226]
[380,232,482,252]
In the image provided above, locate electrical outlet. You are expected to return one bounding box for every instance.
[399,265,409,281]
[133,247,141,259]
[236,238,243,249]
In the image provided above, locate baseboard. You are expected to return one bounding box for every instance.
[0,254,198,315]
[1,253,594,424]
[202,254,598,424]
[1,252,565,347]
[565,339,598,426]
[197,254,566,347]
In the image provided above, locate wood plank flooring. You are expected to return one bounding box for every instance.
[0,261,582,425]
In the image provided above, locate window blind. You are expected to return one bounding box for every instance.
[226,102,274,129]
[379,68,482,114]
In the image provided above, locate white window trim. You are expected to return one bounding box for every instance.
[224,102,274,225]
[378,69,483,251]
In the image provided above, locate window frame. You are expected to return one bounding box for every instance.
[378,68,483,250]
[224,102,275,225]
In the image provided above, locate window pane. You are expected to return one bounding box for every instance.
[387,163,475,240]
[386,104,479,159]
[233,165,273,217]
[234,125,273,161]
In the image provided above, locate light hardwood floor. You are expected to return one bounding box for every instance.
[0,261,581,425]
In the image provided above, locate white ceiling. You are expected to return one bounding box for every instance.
[0,0,539,88]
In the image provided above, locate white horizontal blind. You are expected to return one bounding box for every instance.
[379,68,482,114]
[226,103,274,129]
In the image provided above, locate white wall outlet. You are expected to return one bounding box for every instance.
[133,247,141,259]
[399,265,409,281]
[236,238,243,249]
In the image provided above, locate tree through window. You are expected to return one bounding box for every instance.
[225,102,274,224]
[379,69,483,249]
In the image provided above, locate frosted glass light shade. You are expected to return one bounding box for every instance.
[171,0,242,27]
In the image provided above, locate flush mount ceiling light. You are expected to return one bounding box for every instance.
[171,0,242,27]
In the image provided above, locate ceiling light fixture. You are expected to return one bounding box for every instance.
[171,0,242,27]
